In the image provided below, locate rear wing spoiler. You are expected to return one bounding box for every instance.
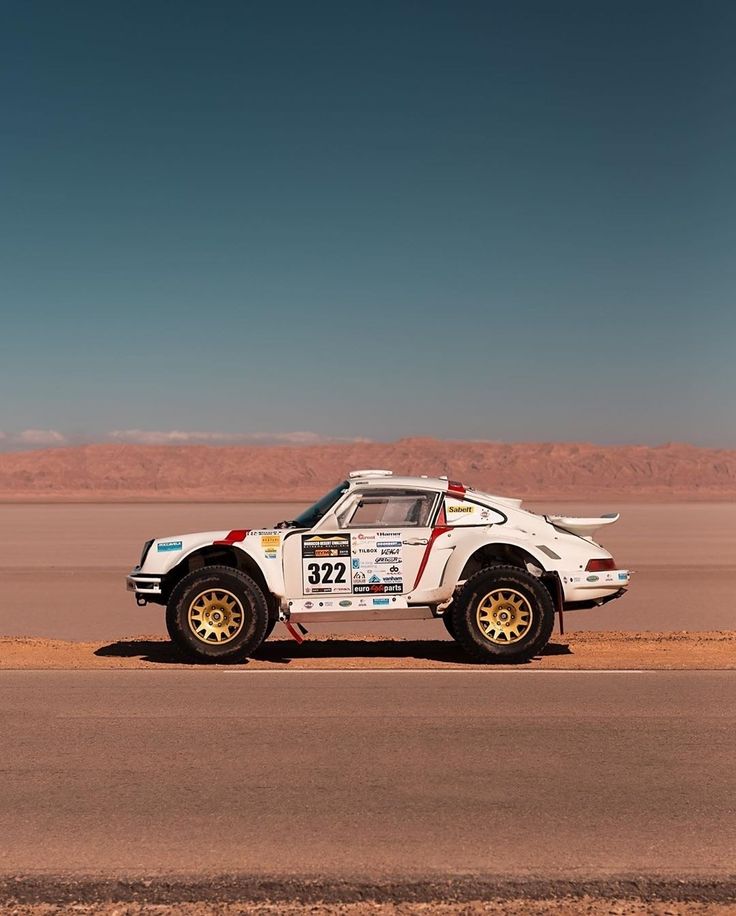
[546,513,620,540]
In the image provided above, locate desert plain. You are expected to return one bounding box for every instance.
[0,442,734,914]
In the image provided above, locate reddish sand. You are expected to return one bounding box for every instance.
[1,631,734,670]
[0,439,735,500]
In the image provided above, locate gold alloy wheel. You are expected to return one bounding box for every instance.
[188,589,245,644]
[476,588,533,644]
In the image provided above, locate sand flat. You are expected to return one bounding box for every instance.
[0,501,734,641]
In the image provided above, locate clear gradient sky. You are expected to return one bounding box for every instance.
[1,0,734,448]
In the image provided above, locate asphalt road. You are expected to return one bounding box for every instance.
[0,670,734,884]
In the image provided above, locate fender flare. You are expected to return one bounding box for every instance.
[440,534,552,590]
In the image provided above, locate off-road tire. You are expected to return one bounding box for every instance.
[441,604,458,639]
[450,564,555,663]
[166,565,269,663]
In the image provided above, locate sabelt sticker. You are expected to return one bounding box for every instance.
[444,498,505,526]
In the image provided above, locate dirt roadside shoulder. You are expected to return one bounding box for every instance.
[1,875,736,914]
[0,631,734,670]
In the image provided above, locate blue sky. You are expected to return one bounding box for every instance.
[1,0,734,448]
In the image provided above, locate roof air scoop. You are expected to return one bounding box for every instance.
[348,469,393,479]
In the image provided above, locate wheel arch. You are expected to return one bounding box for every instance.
[457,541,544,578]
[447,540,563,613]
[162,546,277,617]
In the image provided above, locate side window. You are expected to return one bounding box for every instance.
[444,497,506,526]
[339,490,436,528]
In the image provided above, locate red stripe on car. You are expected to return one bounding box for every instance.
[214,529,249,545]
[448,480,465,495]
[412,526,451,590]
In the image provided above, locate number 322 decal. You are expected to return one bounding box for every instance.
[306,561,347,585]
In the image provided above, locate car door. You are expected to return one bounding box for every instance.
[282,488,440,603]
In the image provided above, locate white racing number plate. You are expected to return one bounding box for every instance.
[301,531,406,595]
[301,534,352,595]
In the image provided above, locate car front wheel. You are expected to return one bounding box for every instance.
[166,566,269,663]
[450,565,555,663]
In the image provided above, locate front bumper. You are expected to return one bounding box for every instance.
[126,570,163,602]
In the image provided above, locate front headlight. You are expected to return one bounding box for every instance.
[139,539,154,567]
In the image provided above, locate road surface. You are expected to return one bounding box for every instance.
[1,669,734,889]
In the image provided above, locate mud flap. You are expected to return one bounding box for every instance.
[543,574,565,636]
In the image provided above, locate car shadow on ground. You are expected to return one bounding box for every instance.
[94,638,572,666]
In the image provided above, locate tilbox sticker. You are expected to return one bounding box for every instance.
[157,540,182,552]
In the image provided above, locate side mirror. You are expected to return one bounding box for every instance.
[319,512,340,529]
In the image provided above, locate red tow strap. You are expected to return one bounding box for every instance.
[285,621,306,644]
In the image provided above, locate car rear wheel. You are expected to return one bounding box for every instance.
[450,565,555,663]
[166,566,269,663]
[441,603,458,639]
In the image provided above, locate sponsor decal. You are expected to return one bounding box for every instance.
[369,574,382,584]
[618,572,628,581]
[353,570,365,582]
[302,534,351,556]
[586,575,599,582]
[354,583,403,594]
[157,540,182,552]
[376,556,401,564]
[304,601,314,609]
[372,598,390,606]
[352,558,360,569]
[339,600,352,607]
[380,548,400,556]
[260,535,281,550]
[445,499,505,526]
[377,541,401,548]
[389,565,400,573]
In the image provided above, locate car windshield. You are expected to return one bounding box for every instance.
[280,480,350,529]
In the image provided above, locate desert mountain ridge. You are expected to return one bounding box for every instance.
[0,438,733,501]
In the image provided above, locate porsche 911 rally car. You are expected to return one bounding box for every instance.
[127,470,630,663]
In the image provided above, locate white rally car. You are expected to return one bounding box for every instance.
[127,470,631,663]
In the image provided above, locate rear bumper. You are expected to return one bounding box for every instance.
[561,569,631,608]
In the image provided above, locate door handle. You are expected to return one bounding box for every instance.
[403,538,428,546]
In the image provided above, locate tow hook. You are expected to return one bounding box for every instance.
[135,595,148,607]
